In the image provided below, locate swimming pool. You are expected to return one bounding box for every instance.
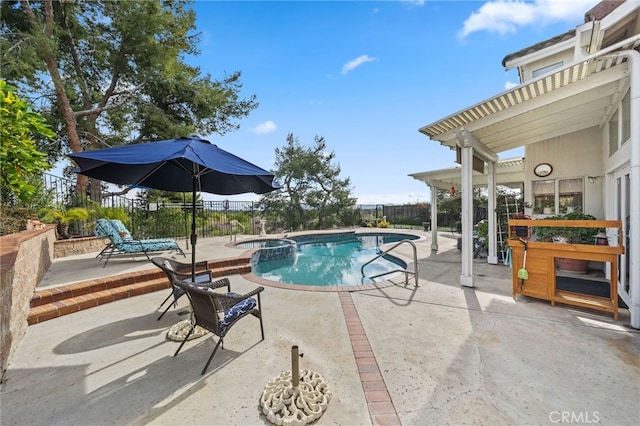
[235,239,291,249]
[250,232,419,287]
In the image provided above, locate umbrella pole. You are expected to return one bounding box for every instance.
[191,177,197,282]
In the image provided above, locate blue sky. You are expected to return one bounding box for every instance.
[187,0,599,204]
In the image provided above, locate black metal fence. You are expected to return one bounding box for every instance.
[32,174,431,239]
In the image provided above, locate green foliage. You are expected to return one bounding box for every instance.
[39,206,90,239]
[132,207,187,239]
[476,220,489,240]
[1,0,258,164]
[258,133,357,231]
[534,212,599,244]
[85,200,130,229]
[339,207,361,227]
[0,80,54,202]
[0,206,37,236]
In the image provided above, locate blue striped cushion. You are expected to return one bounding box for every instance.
[219,294,257,333]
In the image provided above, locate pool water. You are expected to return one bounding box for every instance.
[252,234,416,286]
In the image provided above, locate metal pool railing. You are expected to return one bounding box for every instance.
[360,239,419,287]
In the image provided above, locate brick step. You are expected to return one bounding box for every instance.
[31,269,166,307]
[29,257,251,325]
[28,277,169,325]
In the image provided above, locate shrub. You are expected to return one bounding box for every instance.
[534,212,598,244]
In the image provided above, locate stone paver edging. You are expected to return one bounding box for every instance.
[339,292,401,426]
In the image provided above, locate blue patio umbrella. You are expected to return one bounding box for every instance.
[69,135,279,279]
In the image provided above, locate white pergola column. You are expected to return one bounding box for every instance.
[459,139,474,287]
[487,161,498,264]
[456,128,499,288]
[430,182,438,251]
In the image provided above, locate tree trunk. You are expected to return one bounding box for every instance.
[23,0,87,194]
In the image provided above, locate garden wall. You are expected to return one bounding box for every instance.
[54,235,109,258]
[0,226,56,382]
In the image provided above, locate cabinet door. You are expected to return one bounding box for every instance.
[513,251,551,298]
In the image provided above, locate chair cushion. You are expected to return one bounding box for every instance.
[96,219,123,244]
[119,240,180,253]
[219,293,257,333]
[110,219,133,240]
[191,274,211,284]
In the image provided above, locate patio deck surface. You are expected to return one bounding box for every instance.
[1,229,639,425]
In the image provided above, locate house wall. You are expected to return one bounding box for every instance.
[521,49,573,82]
[524,126,604,218]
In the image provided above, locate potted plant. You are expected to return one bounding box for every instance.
[534,211,599,273]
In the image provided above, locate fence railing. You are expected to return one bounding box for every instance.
[32,174,433,239]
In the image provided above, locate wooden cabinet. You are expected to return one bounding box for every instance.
[507,219,624,319]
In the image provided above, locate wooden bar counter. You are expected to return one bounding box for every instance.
[507,219,624,319]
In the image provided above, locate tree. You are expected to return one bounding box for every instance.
[1,0,258,199]
[0,80,54,203]
[259,133,356,230]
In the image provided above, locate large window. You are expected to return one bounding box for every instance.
[609,108,619,156]
[609,89,631,157]
[532,178,584,215]
[621,90,630,144]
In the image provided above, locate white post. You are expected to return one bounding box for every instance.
[487,161,498,264]
[622,51,640,329]
[430,182,438,251]
[460,141,474,287]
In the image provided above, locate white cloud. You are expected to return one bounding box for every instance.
[505,80,519,89]
[341,55,376,75]
[401,0,425,7]
[458,0,597,39]
[252,120,277,134]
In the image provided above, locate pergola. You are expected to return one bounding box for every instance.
[409,157,524,253]
[414,36,639,328]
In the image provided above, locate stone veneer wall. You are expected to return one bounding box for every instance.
[54,236,109,258]
[0,226,56,382]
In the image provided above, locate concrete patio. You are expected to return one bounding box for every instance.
[1,230,638,425]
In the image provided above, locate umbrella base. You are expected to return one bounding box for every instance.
[166,319,208,341]
[260,369,331,426]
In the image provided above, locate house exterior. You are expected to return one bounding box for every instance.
[412,0,640,328]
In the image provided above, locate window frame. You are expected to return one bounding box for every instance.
[532,177,584,215]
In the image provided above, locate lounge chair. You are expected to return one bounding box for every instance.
[95,219,185,267]
[172,277,265,375]
[151,257,230,320]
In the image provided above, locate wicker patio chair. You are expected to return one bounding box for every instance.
[173,278,265,375]
[151,257,230,320]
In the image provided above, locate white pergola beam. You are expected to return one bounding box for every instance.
[432,66,626,149]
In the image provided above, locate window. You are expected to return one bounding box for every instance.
[609,89,631,157]
[532,61,563,78]
[609,108,619,156]
[621,90,630,144]
[532,178,584,215]
[559,178,583,214]
[532,179,555,214]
